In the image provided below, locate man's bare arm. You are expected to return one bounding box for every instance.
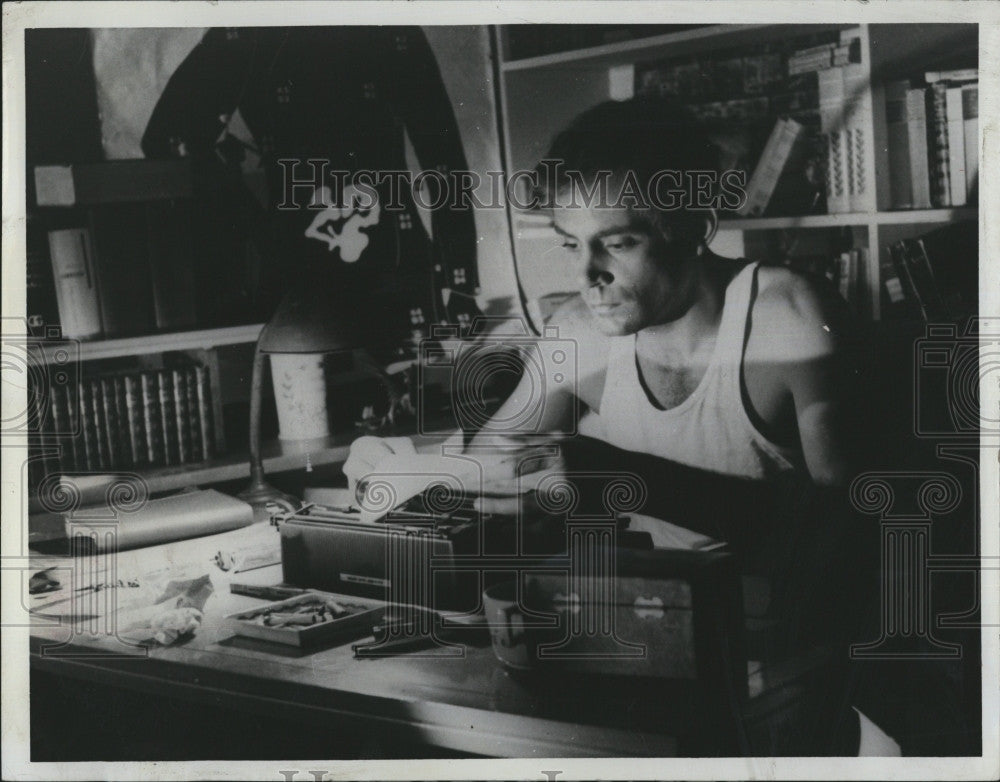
[754,270,858,486]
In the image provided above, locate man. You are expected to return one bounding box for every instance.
[343,97,885,754]
[347,97,857,518]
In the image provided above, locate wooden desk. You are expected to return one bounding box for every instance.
[27,524,832,759]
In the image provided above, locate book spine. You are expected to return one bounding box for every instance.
[157,370,178,466]
[925,68,978,84]
[906,88,932,209]
[123,374,147,467]
[945,86,968,207]
[146,202,198,330]
[962,85,978,202]
[140,371,164,465]
[100,376,124,469]
[739,118,802,216]
[89,379,109,470]
[910,238,947,320]
[880,245,908,317]
[837,251,852,305]
[893,242,929,321]
[926,83,951,207]
[88,204,154,337]
[818,67,849,214]
[48,386,70,471]
[64,384,86,472]
[885,80,913,209]
[46,228,103,339]
[184,367,203,463]
[194,364,215,461]
[113,375,133,468]
[77,382,98,471]
[26,214,61,333]
[172,368,192,464]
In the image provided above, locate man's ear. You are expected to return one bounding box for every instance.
[701,208,719,248]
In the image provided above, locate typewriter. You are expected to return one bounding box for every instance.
[275,490,574,614]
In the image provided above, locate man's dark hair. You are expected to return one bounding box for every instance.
[533,96,722,254]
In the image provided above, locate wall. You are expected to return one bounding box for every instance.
[89,26,518,314]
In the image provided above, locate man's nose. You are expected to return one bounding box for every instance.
[576,247,614,289]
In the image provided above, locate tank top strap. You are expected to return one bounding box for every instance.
[711,261,761,365]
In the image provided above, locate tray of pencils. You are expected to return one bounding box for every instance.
[225,593,383,647]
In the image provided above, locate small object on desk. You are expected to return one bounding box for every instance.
[62,489,253,552]
[29,568,61,595]
[225,593,383,647]
[229,583,307,601]
[212,548,281,573]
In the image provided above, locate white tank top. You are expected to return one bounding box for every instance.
[578,262,804,480]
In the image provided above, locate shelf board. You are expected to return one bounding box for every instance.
[29,427,459,499]
[34,323,265,364]
[513,208,977,238]
[500,23,855,73]
[872,207,978,225]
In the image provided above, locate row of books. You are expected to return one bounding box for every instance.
[39,203,199,341]
[37,363,216,477]
[636,29,869,218]
[886,69,979,210]
[787,38,862,76]
[634,29,842,103]
[879,222,977,322]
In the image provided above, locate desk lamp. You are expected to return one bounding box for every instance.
[238,278,363,517]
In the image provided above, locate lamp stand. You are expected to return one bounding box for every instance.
[238,343,298,519]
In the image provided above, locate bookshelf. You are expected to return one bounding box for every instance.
[494,23,979,322]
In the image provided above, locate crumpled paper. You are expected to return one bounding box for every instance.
[118,573,214,646]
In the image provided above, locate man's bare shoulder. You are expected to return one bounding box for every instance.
[750,265,851,360]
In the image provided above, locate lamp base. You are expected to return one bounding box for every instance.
[237,481,300,523]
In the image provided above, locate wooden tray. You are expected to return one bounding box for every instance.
[225,593,384,647]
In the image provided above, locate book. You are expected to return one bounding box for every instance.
[89,204,155,337]
[185,367,203,463]
[905,87,932,209]
[26,214,61,333]
[113,376,133,468]
[140,372,164,465]
[146,202,198,331]
[888,243,928,320]
[89,379,109,470]
[838,29,871,213]
[64,384,87,472]
[123,374,147,467]
[926,83,951,207]
[925,68,978,84]
[77,382,99,471]
[46,228,102,339]
[99,376,124,469]
[738,117,806,216]
[945,86,968,207]
[962,85,978,203]
[194,364,215,461]
[885,80,914,209]
[819,67,849,213]
[157,370,178,466]
[172,368,193,464]
[48,386,71,471]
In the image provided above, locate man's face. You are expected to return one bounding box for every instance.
[550,203,696,336]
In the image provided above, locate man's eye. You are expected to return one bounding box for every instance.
[604,236,638,251]
[561,242,579,251]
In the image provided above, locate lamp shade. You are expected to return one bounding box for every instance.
[257,278,363,355]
